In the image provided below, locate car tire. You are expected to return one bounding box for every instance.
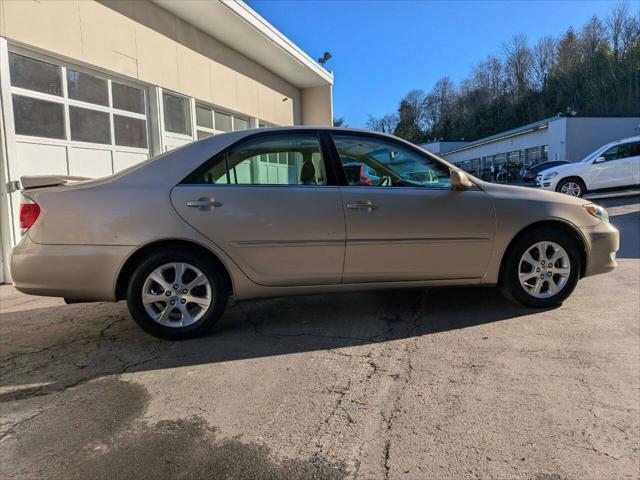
[500,227,581,308]
[126,248,228,340]
[556,177,586,197]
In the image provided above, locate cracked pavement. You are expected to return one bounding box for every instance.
[1,197,638,479]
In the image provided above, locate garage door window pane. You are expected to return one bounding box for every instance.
[9,53,62,96]
[196,106,213,129]
[214,111,232,132]
[114,115,148,148]
[70,106,111,144]
[163,92,191,135]
[112,82,145,114]
[234,117,249,131]
[12,95,65,139]
[197,130,213,140]
[66,69,108,106]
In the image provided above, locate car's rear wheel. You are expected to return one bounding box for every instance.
[126,249,228,339]
[556,177,586,197]
[500,227,581,308]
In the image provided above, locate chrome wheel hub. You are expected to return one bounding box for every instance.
[142,262,212,328]
[560,182,581,196]
[518,241,571,299]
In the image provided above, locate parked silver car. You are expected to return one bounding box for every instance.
[11,128,619,339]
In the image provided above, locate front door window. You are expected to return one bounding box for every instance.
[332,134,451,189]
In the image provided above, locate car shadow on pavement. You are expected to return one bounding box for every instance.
[0,286,543,402]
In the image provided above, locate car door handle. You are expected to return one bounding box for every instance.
[346,200,377,211]
[186,197,222,211]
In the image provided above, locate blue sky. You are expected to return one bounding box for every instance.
[247,0,623,128]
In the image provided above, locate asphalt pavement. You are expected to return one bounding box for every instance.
[1,196,638,480]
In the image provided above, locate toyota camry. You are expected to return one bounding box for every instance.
[11,127,619,339]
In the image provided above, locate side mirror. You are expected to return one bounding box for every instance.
[450,169,474,190]
[594,156,605,164]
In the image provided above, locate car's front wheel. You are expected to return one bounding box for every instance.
[556,177,586,197]
[500,227,581,308]
[126,249,228,340]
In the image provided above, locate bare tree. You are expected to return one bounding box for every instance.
[503,35,534,96]
[556,28,581,73]
[424,78,456,133]
[470,55,505,106]
[486,56,504,99]
[398,90,427,131]
[393,90,430,142]
[333,117,348,127]
[366,114,398,134]
[532,36,557,91]
[619,3,640,59]
[580,16,607,60]
[607,1,639,60]
[607,1,629,60]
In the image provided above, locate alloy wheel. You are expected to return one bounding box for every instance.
[518,241,571,299]
[141,262,213,327]
[559,181,582,196]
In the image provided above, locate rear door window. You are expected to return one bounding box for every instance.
[185,133,328,186]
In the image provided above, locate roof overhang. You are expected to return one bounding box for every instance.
[152,0,333,88]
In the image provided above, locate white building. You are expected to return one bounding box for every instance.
[0,0,334,282]
[422,116,640,180]
[418,141,468,155]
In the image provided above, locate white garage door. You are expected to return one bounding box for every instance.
[2,49,150,243]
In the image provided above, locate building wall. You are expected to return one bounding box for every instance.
[301,85,333,126]
[565,117,640,162]
[442,123,555,164]
[0,0,303,126]
[547,118,568,161]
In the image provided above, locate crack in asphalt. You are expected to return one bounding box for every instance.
[0,315,128,366]
[378,290,427,480]
[312,289,430,480]
[0,314,161,404]
[251,322,395,343]
[382,439,392,480]
[0,405,57,442]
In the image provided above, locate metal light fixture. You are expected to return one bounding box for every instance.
[317,51,332,66]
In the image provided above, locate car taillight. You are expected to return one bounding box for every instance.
[19,197,40,234]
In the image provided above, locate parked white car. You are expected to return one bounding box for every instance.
[536,136,640,197]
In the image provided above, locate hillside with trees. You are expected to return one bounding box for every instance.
[366,2,640,144]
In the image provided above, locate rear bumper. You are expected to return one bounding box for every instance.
[10,235,134,301]
[583,221,620,277]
